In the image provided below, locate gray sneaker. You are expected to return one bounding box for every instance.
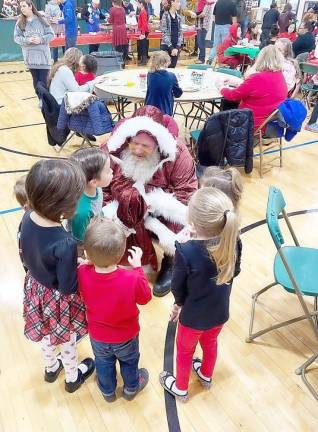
[122,368,149,401]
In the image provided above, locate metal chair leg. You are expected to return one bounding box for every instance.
[279,137,283,168]
[314,297,318,327]
[259,133,263,178]
[295,351,318,401]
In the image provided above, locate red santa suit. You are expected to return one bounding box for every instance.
[102,107,198,270]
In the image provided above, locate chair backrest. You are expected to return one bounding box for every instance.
[299,62,318,76]
[187,64,213,71]
[266,186,286,249]
[215,67,242,78]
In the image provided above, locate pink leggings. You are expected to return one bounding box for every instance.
[176,322,224,391]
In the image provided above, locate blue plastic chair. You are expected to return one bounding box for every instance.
[247,186,318,401]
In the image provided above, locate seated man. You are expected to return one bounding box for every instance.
[102,106,198,297]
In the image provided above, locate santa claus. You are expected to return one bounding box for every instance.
[102,106,198,296]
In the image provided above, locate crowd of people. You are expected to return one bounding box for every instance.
[9,0,318,409]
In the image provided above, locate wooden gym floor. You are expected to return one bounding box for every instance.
[1,61,318,432]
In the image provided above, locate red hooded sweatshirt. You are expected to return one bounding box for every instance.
[217,23,240,64]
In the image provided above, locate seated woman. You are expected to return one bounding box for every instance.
[275,38,300,97]
[49,47,95,106]
[260,24,279,50]
[218,45,288,130]
[245,21,261,45]
[293,21,315,61]
[217,23,243,69]
[279,22,297,42]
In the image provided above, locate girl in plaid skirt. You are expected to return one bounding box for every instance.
[20,159,95,393]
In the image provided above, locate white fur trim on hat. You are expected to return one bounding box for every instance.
[107,116,177,161]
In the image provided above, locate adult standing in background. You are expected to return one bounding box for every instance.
[56,0,77,50]
[81,0,106,53]
[206,0,237,64]
[14,0,54,92]
[45,0,65,63]
[260,2,279,44]
[278,3,294,33]
[236,0,248,37]
[161,0,183,68]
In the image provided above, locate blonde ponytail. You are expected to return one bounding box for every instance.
[188,187,240,285]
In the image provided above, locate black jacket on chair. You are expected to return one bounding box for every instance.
[197,109,254,174]
[36,82,69,147]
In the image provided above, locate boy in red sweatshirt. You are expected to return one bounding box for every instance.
[78,217,152,402]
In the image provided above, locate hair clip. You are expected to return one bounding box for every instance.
[223,209,230,220]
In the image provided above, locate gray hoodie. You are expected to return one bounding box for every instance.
[14,16,55,69]
[45,0,64,35]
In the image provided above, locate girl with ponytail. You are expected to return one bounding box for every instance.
[159,187,242,401]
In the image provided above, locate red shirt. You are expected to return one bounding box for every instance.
[138,9,149,34]
[78,265,152,343]
[74,71,96,86]
[221,71,288,130]
[279,32,297,42]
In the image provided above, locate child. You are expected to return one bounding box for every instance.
[196,0,214,64]
[199,166,243,209]
[20,159,95,392]
[159,187,242,401]
[69,148,113,245]
[145,51,183,116]
[137,0,149,65]
[108,0,129,64]
[79,217,152,402]
[75,54,98,85]
[13,175,29,271]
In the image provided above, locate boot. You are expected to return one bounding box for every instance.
[139,55,148,66]
[153,255,173,297]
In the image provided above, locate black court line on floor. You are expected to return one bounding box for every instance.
[0,122,44,131]
[0,145,65,160]
[163,207,318,432]
[0,169,29,174]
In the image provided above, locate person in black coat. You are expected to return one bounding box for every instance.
[261,1,279,44]
[293,21,315,60]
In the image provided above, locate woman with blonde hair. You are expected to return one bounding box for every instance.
[145,50,182,115]
[159,187,242,401]
[275,38,300,97]
[49,47,95,105]
[14,0,54,92]
[218,45,288,130]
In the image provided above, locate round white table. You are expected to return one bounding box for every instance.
[94,68,242,124]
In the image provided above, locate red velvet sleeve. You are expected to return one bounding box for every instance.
[220,74,256,102]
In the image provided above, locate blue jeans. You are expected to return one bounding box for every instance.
[197,28,207,62]
[240,16,249,37]
[65,36,77,50]
[208,24,230,61]
[90,336,140,396]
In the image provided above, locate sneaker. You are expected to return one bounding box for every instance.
[122,368,149,401]
[44,359,63,383]
[65,357,95,393]
[102,393,116,403]
[159,371,189,402]
[192,358,212,389]
[305,123,318,133]
[195,59,204,64]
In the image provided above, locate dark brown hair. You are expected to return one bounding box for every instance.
[70,148,109,183]
[13,174,28,207]
[81,54,98,74]
[26,159,86,222]
[18,0,49,31]
[84,217,126,267]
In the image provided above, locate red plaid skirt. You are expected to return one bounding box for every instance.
[23,273,88,345]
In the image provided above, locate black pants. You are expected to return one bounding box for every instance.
[30,69,49,92]
[89,44,100,54]
[161,44,179,68]
[115,44,129,62]
[137,34,149,60]
[220,99,239,111]
[309,101,318,124]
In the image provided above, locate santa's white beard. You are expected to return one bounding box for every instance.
[120,148,161,184]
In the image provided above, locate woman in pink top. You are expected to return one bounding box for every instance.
[219,45,288,130]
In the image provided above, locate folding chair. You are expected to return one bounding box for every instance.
[246,186,318,401]
[299,62,318,109]
[254,109,282,178]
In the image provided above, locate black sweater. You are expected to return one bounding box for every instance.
[172,238,242,330]
[292,32,315,58]
[21,211,78,295]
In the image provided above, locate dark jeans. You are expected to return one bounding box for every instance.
[309,101,318,124]
[52,46,65,63]
[89,44,100,54]
[137,35,149,60]
[115,44,129,62]
[161,44,179,68]
[197,28,207,62]
[29,69,49,92]
[90,336,140,396]
[65,36,77,50]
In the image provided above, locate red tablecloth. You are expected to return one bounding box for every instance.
[50,30,196,48]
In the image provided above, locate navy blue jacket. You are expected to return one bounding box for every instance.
[145,70,183,116]
[172,238,242,330]
[59,0,77,39]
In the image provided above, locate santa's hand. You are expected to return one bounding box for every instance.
[127,246,143,268]
[170,304,182,322]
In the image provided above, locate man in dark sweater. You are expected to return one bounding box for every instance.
[293,21,315,60]
[261,2,279,44]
